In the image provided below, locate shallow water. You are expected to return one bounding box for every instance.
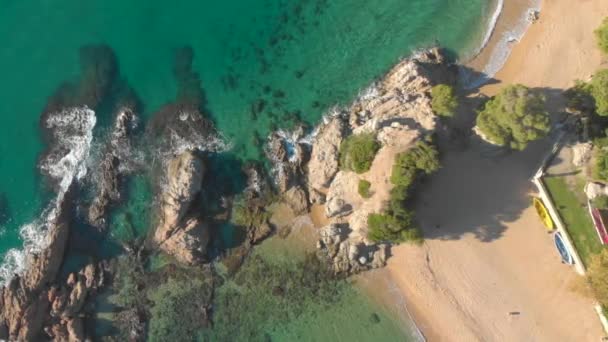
[0,0,497,339]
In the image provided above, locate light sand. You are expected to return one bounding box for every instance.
[359,0,608,341]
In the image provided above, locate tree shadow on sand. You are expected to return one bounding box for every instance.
[416,75,571,242]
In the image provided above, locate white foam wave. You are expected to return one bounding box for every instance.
[0,106,97,285]
[40,107,97,191]
[466,0,541,88]
[471,0,504,61]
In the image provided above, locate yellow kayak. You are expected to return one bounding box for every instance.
[534,197,554,231]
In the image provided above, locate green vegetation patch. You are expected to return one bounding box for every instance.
[148,277,214,342]
[201,253,345,341]
[594,137,608,182]
[476,84,549,150]
[544,176,603,266]
[358,179,372,198]
[430,84,458,117]
[339,133,380,173]
[596,17,608,55]
[587,249,608,308]
[591,69,608,117]
[368,140,439,244]
[592,195,608,209]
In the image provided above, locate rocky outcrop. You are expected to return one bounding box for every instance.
[305,50,448,275]
[316,224,388,275]
[283,186,309,215]
[348,57,437,141]
[0,186,108,341]
[0,188,73,340]
[307,116,345,193]
[154,150,209,264]
[88,108,138,230]
[265,127,314,217]
[265,128,309,194]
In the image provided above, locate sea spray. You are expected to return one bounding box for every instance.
[0,106,96,285]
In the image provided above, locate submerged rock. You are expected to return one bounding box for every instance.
[88,107,138,230]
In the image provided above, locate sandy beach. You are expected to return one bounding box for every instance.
[360,0,608,341]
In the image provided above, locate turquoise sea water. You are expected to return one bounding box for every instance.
[0,0,495,339]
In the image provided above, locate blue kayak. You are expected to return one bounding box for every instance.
[554,232,574,265]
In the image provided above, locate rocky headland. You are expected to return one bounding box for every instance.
[266,48,452,275]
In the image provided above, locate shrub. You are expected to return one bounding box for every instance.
[594,137,608,182]
[587,249,608,307]
[391,141,439,187]
[431,84,458,117]
[339,133,380,173]
[591,69,608,116]
[596,17,608,55]
[367,213,422,244]
[358,179,372,198]
[476,84,550,150]
[592,195,608,209]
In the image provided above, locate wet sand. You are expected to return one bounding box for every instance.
[360,0,608,340]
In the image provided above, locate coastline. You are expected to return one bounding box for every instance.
[367,0,608,340]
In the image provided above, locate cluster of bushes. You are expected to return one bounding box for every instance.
[476,84,550,150]
[430,84,458,118]
[368,140,439,243]
[339,133,380,173]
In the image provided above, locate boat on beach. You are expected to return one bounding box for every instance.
[533,197,554,231]
[554,232,574,265]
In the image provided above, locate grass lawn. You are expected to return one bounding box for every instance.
[543,176,603,266]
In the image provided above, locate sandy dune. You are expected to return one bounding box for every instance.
[360,0,608,340]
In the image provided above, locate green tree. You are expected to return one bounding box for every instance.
[339,133,380,173]
[596,17,608,55]
[476,84,549,150]
[431,84,458,117]
[358,179,372,198]
[591,69,608,116]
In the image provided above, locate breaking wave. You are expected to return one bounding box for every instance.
[0,106,96,285]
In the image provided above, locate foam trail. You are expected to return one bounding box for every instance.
[0,106,96,285]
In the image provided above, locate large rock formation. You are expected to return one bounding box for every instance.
[154,150,209,264]
[316,224,388,275]
[88,108,138,230]
[307,116,345,194]
[305,49,447,275]
[0,192,72,340]
[265,127,311,215]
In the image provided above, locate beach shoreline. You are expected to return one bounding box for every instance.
[360,0,608,340]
